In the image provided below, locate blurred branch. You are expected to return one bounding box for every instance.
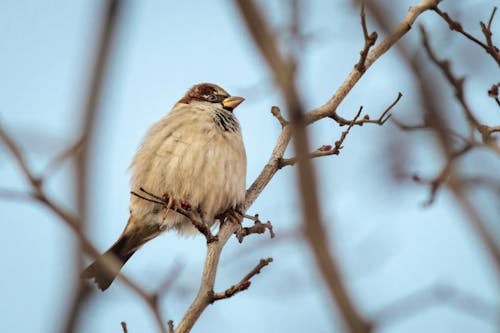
[235,1,439,332]
[488,83,500,107]
[412,144,472,206]
[65,1,124,333]
[121,322,128,333]
[433,6,500,66]
[374,284,498,329]
[449,178,500,275]
[420,25,481,136]
[39,136,84,182]
[0,124,169,333]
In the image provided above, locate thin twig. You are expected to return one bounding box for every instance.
[271,106,288,128]
[420,25,481,132]
[168,320,174,333]
[433,6,500,66]
[235,214,275,243]
[211,258,273,301]
[39,136,84,181]
[279,92,401,168]
[412,144,472,206]
[157,261,184,296]
[355,2,378,73]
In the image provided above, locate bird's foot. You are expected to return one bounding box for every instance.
[161,192,192,212]
[225,208,243,225]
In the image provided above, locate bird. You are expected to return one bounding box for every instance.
[81,83,247,291]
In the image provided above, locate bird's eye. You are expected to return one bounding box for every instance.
[207,94,218,102]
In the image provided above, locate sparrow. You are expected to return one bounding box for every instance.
[81,83,247,291]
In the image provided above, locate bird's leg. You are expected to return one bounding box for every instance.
[224,208,244,238]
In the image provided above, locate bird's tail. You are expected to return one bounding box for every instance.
[80,234,136,291]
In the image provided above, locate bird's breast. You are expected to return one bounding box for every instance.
[129,106,246,224]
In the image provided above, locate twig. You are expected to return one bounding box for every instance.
[121,322,128,333]
[420,25,500,154]
[412,144,472,206]
[235,214,275,243]
[211,258,273,301]
[279,93,401,168]
[271,106,288,128]
[420,25,481,132]
[39,136,84,181]
[279,107,362,168]
[433,6,500,66]
[236,1,376,332]
[391,118,429,131]
[168,320,174,333]
[157,261,184,296]
[355,2,378,73]
[0,125,41,188]
[488,83,500,107]
[0,188,36,201]
[448,176,500,276]
[306,0,442,126]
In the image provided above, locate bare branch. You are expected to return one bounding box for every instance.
[280,93,401,168]
[174,220,245,333]
[488,83,500,107]
[433,6,500,66]
[354,2,378,73]
[0,125,41,188]
[157,261,184,296]
[121,322,128,333]
[306,0,442,125]
[420,25,481,131]
[235,214,275,243]
[211,258,273,301]
[168,320,174,333]
[271,106,289,128]
[412,144,472,206]
[0,188,36,201]
[39,136,84,181]
[235,2,440,333]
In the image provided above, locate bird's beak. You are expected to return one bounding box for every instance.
[222,96,245,111]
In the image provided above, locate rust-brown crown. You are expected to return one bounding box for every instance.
[176,83,244,111]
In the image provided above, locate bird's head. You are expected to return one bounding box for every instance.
[176,83,245,112]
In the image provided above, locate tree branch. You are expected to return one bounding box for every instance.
[211,258,273,301]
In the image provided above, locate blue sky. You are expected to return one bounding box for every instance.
[0,1,499,333]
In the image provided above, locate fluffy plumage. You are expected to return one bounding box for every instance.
[81,83,247,290]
